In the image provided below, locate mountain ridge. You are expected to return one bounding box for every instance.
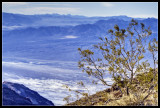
[2,81,54,106]
[3,12,154,27]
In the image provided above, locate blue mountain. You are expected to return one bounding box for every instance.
[2,18,157,46]
[2,15,158,61]
[2,12,146,28]
[2,81,54,106]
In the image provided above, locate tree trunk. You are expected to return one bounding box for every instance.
[126,86,129,95]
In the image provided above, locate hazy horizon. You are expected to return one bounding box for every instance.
[2,2,158,18]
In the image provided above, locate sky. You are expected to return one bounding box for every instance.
[2,2,158,18]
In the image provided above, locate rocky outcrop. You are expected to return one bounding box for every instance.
[2,81,54,106]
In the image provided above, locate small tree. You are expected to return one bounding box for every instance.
[78,19,157,95]
[148,38,158,83]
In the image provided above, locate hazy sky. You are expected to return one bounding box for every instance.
[2,2,158,18]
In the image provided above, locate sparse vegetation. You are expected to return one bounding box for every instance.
[63,19,158,106]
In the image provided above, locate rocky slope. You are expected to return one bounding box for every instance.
[2,81,54,106]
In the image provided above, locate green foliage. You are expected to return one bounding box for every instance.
[77,19,158,96]
[64,19,158,106]
[136,68,158,88]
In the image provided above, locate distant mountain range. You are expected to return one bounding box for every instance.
[2,12,147,27]
[2,13,158,40]
[2,12,158,61]
[2,81,54,106]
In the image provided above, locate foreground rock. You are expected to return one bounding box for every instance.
[2,81,54,106]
